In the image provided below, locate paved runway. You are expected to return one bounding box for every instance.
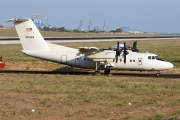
[0,70,179,78]
[0,36,180,44]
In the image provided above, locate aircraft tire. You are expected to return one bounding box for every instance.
[104,70,110,75]
[156,73,160,77]
[94,71,101,76]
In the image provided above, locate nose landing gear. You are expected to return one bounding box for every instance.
[156,71,161,77]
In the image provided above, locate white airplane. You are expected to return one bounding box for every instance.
[7,18,174,76]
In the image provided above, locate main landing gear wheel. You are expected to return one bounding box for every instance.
[94,71,101,76]
[104,70,110,75]
[156,71,161,77]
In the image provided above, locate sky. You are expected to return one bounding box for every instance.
[0,0,180,33]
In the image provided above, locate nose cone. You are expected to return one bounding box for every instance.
[168,62,174,69]
[157,61,174,70]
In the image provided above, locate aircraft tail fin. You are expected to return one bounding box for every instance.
[7,18,49,50]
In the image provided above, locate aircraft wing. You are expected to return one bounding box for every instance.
[79,47,116,64]
[78,47,104,55]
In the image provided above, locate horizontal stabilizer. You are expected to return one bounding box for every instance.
[7,18,29,22]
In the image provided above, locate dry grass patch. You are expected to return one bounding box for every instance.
[0,74,180,119]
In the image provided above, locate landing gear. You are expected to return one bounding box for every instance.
[94,71,101,75]
[104,70,110,75]
[94,62,101,75]
[156,71,161,77]
[94,62,111,76]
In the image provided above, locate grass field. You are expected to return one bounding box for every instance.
[0,74,180,120]
[0,31,180,119]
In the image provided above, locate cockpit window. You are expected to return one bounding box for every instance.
[155,56,159,60]
[148,56,164,61]
[155,56,164,61]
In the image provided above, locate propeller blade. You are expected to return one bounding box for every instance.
[133,41,137,49]
[117,42,119,50]
[115,42,121,63]
[124,42,126,64]
[132,41,139,52]
[116,55,118,63]
[124,42,126,51]
[124,53,126,64]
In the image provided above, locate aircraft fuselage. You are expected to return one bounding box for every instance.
[22,50,173,71]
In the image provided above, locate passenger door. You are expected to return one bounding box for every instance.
[61,55,67,64]
[138,58,143,65]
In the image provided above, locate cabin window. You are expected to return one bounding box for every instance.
[77,58,79,60]
[84,58,86,61]
[148,56,151,60]
[133,59,135,62]
[130,59,132,62]
[87,58,89,61]
[152,56,155,60]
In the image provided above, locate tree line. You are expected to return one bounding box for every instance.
[0,24,122,33]
[41,26,122,33]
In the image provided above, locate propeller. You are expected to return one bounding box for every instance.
[113,42,129,63]
[123,42,129,64]
[115,42,121,63]
[132,41,139,52]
